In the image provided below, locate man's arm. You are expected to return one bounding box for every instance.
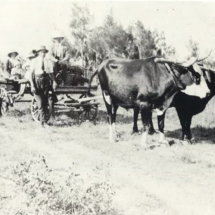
[49,45,58,63]
[29,61,36,93]
[59,47,70,63]
[48,60,57,90]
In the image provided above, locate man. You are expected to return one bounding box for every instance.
[127,39,140,59]
[50,32,70,75]
[29,46,57,127]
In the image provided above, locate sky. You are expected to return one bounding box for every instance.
[0,1,215,61]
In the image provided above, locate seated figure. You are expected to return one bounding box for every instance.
[11,61,23,79]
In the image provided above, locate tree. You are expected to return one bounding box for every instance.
[152,30,175,58]
[129,21,156,58]
[102,10,129,58]
[70,3,93,66]
[87,10,130,62]
[186,38,199,58]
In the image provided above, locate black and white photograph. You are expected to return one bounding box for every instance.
[0,1,215,214]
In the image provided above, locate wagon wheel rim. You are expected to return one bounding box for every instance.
[31,97,52,122]
[78,105,98,121]
[0,99,9,115]
[0,88,9,116]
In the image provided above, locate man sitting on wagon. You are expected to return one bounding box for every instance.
[50,32,70,78]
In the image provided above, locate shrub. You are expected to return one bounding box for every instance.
[11,157,115,215]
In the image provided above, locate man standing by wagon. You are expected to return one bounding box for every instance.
[29,46,57,127]
[50,32,70,77]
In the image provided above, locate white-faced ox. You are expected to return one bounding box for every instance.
[91,57,210,148]
[156,66,215,144]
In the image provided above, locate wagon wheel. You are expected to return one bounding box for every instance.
[78,104,98,121]
[0,88,9,116]
[78,94,98,121]
[31,96,53,122]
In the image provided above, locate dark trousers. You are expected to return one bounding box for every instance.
[53,62,69,85]
[34,74,51,123]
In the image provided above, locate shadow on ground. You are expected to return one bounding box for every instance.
[166,126,215,144]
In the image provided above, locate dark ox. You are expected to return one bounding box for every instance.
[89,57,209,147]
[154,66,215,143]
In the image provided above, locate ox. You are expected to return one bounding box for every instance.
[155,66,215,143]
[89,56,210,147]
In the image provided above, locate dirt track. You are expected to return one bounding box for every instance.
[1,100,215,215]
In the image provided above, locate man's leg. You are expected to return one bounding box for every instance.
[34,93,43,123]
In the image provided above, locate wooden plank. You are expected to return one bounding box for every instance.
[54,85,98,94]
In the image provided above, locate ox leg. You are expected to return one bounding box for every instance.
[157,112,169,146]
[176,108,186,140]
[132,108,139,134]
[148,111,156,135]
[176,108,193,144]
[111,103,119,141]
[183,116,193,144]
[140,108,151,148]
[103,91,118,142]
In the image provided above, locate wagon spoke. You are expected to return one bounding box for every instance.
[87,111,90,119]
[89,110,95,118]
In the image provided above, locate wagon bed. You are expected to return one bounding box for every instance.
[0,74,100,122]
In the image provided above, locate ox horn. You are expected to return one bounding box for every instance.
[180,57,198,67]
[197,50,212,62]
[154,58,177,64]
[154,57,197,68]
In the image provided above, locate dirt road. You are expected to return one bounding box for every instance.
[1,102,215,215]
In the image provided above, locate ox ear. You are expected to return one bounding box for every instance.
[192,63,202,75]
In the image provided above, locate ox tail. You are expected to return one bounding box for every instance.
[87,69,98,95]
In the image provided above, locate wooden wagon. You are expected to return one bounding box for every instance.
[0,66,100,122]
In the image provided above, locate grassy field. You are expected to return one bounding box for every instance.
[1,92,215,215]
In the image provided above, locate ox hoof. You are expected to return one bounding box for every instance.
[159,139,170,147]
[131,129,139,135]
[131,130,139,135]
[148,129,156,135]
[182,136,194,145]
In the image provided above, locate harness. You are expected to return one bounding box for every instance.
[164,63,186,90]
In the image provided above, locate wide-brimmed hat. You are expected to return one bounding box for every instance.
[52,32,64,39]
[36,46,49,53]
[8,50,18,58]
[27,50,37,58]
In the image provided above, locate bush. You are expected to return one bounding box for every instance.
[10,157,115,215]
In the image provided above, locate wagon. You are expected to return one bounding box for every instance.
[0,66,100,122]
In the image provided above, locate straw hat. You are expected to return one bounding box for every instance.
[8,50,18,58]
[27,50,37,58]
[52,31,64,39]
[36,46,49,53]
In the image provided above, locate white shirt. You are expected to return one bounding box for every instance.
[30,56,53,75]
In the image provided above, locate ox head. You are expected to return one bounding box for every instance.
[155,55,211,98]
[198,65,215,94]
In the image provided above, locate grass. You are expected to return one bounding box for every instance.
[2,157,115,215]
[1,95,215,214]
